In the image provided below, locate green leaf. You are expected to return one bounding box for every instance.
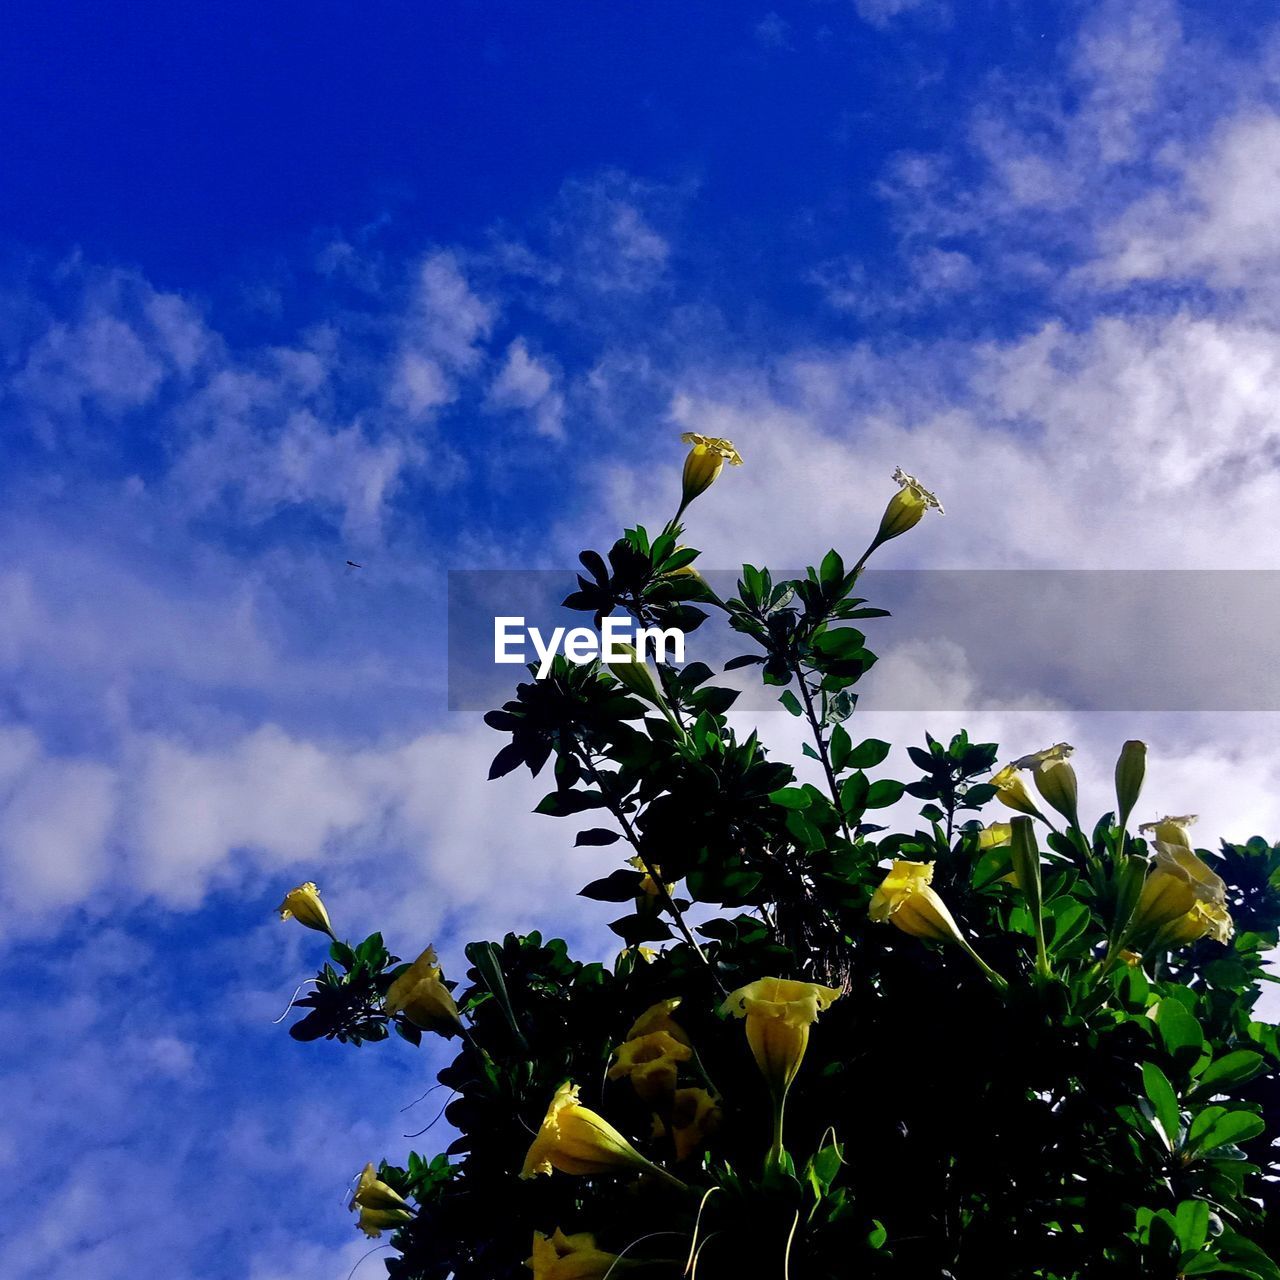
[1173,1200,1211,1253]
[846,738,891,769]
[770,786,813,810]
[1192,1051,1266,1096]
[830,724,853,772]
[574,827,622,847]
[864,779,905,809]
[840,772,869,817]
[779,689,804,717]
[1156,998,1205,1062]
[1142,1062,1181,1150]
[1188,1108,1265,1156]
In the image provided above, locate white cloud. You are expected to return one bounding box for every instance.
[485,337,565,438]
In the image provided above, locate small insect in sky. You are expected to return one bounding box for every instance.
[346,560,363,569]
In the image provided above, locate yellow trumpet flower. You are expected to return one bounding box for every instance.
[607,1030,692,1103]
[720,977,841,1097]
[356,1204,414,1238]
[625,997,690,1045]
[1151,900,1234,950]
[1129,841,1229,943]
[990,765,1043,819]
[384,946,464,1036]
[527,1228,628,1280]
[872,467,945,546]
[277,882,335,938]
[869,860,967,944]
[349,1162,412,1214]
[520,1082,679,1185]
[678,432,743,512]
[662,1087,723,1162]
[1012,743,1079,826]
[976,822,1013,850]
[1138,814,1198,851]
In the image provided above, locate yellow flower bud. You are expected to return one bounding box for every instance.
[384,945,464,1036]
[350,1163,411,1214]
[868,860,967,945]
[356,1204,414,1238]
[1114,740,1147,828]
[607,1030,692,1103]
[990,765,1042,818]
[720,977,841,1097]
[520,1082,659,1180]
[678,432,743,510]
[1013,743,1079,826]
[1138,814,1198,850]
[871,467,944,547]
[604,641,666,708]
[277,882,335,937]
[528,1228,627,1280]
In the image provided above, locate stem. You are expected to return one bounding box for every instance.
[793,668,854,843]
[767,1089,788,1167]
[959,939,1009,993]
[578,750,724,993]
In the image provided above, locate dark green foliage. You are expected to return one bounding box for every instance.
[284,516,1280,1280]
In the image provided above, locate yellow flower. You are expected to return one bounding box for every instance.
[666,1087,723,1162]
[976,822,1013,850]
[627,854,673,899]
[1012,743,1079,826]
[608,1030,692,1103]
[350,1162,411,1214]
[277,882,335,937]
[1138,814,1198,850]
[720,977,841,1097]
[868,860,967,945]
[520,1082,656,1179]
[1152,900,1234,950]
[872,466,945,545]
[1118,948,1144,967]
[356,1204,414,1238]
[1130,841,1228,939]
[990,765,1042,818]
[1114,740,1147,827]
[384,946,464,1036]
[678,432,743,510]
[527,1229,625,1280]
[625,997,690,1045]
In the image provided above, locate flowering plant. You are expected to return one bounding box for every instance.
[282,440,1280,1279]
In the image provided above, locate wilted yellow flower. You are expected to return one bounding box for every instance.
[608,1030,692,1103]
[1114,740,1147,827]
[350,1162,411,1214]
[1013,743,1079,826]
[527,1228,626,1280]
[869,860,967,945]
[520,1082,656,1179]
[356,1204,414,1238]
[990,765,1042,818]
[1139,814,1198,850]
[625,997,690,1046]
[277,882,335,937]
[678,432,743,511]
[720,977,841,1097]
[976,822,1013,850]
[664,1087,723,1162]
[1130,841,1228,939]
[384,946,464,1036]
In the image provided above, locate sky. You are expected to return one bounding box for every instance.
[3,1,1280,1276]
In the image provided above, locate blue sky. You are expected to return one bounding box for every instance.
[4,2,1280,1276]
